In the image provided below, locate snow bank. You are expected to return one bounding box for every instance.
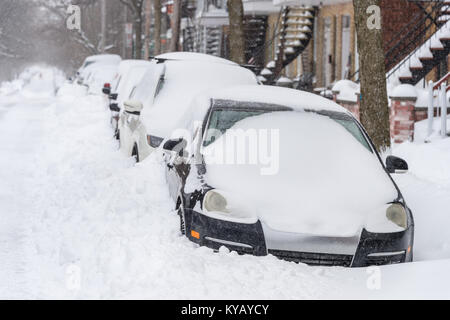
[395,125,450,187]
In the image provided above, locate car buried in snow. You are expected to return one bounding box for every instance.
[160,85,414,267]
[117,52,259,162]
[75,54,121,84]
[104,59,152,139]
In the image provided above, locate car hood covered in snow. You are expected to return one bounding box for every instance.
[202,111,401,237]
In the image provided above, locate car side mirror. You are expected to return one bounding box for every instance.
[109,93,118,100]
[386,156,408,174]
[109,103,120,112]
[102,87,111,95]
[123,100,143,115]
[163,138,187,157]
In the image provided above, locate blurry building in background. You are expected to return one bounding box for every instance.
[158,0,450,91]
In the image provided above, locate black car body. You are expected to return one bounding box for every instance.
[162,86,414,267]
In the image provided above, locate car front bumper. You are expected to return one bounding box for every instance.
[184,208,414,267]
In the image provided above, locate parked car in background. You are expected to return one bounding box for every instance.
[76,54,121,83]
[118,52,259,162]
[84,64,118,95]
[160,85,414,267]
[105,60,151,138]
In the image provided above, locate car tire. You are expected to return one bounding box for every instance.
[132,143,139,163]
[178,206,186,236]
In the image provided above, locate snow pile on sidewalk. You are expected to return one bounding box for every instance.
[391,117,450,261]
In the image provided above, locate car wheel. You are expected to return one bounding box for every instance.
[178,206,186,236]
[132,143,139,163]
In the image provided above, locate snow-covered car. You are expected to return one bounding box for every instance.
[76,54,121,82]
[84,64,118,95]
[161,85,414,267]
[118,52,259,162]
[106,60,152,138]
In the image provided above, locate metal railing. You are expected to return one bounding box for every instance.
[351,0,447,82]
[386,1,448,81]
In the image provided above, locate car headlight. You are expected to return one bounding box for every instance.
[203,190,230,213]
[386,203,407,229]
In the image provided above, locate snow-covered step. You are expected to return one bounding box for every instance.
[388,19,450,86]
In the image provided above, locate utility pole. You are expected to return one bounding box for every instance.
[100,0,106,52]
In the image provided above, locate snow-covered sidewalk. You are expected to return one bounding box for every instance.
[1,68,450,299]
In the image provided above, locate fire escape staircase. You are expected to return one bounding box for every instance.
[257,6,317,85]
[243,16,268,72]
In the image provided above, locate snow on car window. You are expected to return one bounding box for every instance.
[204,108,372,152]
[204,109,269,147]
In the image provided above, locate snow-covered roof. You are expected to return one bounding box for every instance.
[273,0,349,7]
[117,60,151,76]
[84,54,121,64]
[181,85,348,127]
[156,52,237,65]
[140,61,258,138]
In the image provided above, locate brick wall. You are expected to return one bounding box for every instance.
[380,0,423,55]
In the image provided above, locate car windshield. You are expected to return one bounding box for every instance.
[203,107,372,152]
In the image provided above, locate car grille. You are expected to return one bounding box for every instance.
[268,249,353,267]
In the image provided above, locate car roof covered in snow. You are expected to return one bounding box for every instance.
[139,60,258,138]
[187,85,349,120]
[117,59,151,75]
[155,52,238,65]
[85,54,121,64]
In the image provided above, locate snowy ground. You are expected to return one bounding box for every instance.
[1,67,450,299]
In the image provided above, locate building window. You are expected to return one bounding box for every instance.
[341,15,351,79]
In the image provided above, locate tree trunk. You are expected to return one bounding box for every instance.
[170,0,182,52]
[134,15,143,58]
[153,0,162,55]
[353,0,391,151]
[144,0,152,58]
[227,0,245,64]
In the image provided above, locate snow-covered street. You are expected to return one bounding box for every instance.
[1,68,450,299]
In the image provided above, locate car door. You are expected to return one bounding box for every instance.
[119,62,165,158]
[165,138,189,202]
[165,122,203,203]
